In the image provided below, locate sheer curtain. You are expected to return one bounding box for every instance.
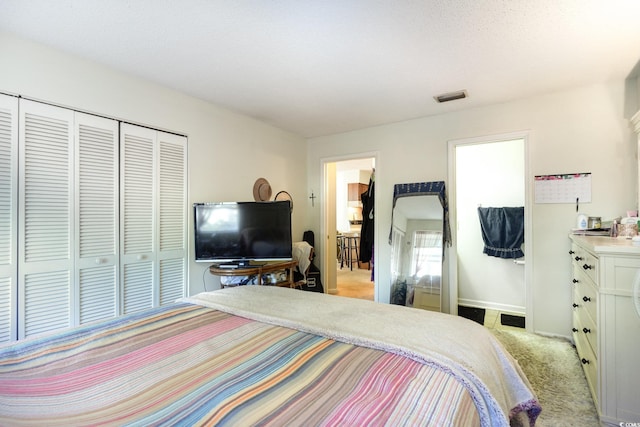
[410,230,442,277]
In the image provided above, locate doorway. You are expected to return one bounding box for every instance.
[447,132,532,331]
[322,156,376,300]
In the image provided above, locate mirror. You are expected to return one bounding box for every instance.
[389,182,451,312]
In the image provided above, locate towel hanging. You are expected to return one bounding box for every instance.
[477,207,524,259]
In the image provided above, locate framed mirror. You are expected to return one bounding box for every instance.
[389,182,451,312]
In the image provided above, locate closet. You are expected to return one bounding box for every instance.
[0,95,187,343]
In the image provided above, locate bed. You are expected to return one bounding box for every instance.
[0,286,540,426]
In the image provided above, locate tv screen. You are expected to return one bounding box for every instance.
[194,201,292,264]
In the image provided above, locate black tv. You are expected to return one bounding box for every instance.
[193,201,292,266]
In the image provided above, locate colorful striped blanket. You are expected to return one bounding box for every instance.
[183,287,541,426]
[0,287,540,426]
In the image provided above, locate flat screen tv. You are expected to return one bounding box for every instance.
[194,201,292,266]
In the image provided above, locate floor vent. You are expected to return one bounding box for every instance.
[501,313,525,328]
[458,305,485,325]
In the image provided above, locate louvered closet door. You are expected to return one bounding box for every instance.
[157,132,187,306]
[120,124,187,313]
[18,100,74,339]
[75,113,119,324]
[0,95,18,343]
[120,124,156,314]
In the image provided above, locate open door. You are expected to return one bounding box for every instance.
[322,156,376,299]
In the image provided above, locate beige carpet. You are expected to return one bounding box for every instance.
[490,328,599,427]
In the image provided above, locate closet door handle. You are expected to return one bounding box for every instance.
[572,328,579,333]
[582,264,592,270]
[575,256,583,261]
[572,303,579,308]
[583,327,591,334]
[572,279,579,284]
[582,296,591,302]
[581,358,590,365]
[569,250,575,255]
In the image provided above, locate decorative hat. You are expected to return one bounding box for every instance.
[253,178,272,201]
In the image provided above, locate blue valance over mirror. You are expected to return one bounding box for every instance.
[389,181,451,246]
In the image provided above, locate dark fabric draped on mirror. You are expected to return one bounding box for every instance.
[389,181,452,247]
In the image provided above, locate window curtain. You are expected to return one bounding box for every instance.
[410,230,442,277]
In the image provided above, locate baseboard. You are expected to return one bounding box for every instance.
[457,298,525,315]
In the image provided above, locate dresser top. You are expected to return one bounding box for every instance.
[569,234,640,255]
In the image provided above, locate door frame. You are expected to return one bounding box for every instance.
[447,131,533,331]
[320,152,379,300]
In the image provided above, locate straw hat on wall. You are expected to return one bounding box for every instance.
[253,178,272,201]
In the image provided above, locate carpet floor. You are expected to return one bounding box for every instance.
[490,328,599,426]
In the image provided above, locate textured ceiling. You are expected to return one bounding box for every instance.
[1,0,639,137]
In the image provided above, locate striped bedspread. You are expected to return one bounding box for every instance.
[0,302,480,426]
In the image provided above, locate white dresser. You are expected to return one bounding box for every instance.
[569,235,640,425]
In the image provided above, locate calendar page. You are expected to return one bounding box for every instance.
[534,173,591,204]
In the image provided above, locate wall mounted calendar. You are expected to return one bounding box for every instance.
[534,172,591,204]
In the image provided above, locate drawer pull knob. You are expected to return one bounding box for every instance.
[581,358,590,365]
[572,327,578,332]
[583,327,591,334]
[575,256,583,261]
[582,296,591,302]
[572,303,579,308]
[582,264,592,270]
[572,279,579,284]
[569,250,575,255]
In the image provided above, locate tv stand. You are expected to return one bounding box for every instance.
[209,260,299,287]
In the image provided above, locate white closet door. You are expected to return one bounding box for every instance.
[0,95,18,343]
[75,113,119,324]
[157,132,187,305]
[120,124,156,314]
[120,124,187,313]
[18,100,74,339]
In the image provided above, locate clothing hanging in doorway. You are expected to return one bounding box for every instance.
[359,170,375,266]
[477,207,524,259]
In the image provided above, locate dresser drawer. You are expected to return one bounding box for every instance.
[573,273,597,324]
[573,315,598,406]
[571,245,598,285]
[572,305,597,356]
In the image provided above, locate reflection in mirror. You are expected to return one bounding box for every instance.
[389,182,451,313]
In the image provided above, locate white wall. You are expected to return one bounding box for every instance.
[308,80,637,337]
[456,139,525,314]
[0,32,308,295]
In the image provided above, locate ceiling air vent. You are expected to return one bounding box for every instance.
[434,90,468,103]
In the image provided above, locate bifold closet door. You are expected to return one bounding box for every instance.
[120,124,186,314]
[156,132,187,306]
[74,113,119,325]
[18,100,74,339]
[17,101,120,339]
[0,95,18,343]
